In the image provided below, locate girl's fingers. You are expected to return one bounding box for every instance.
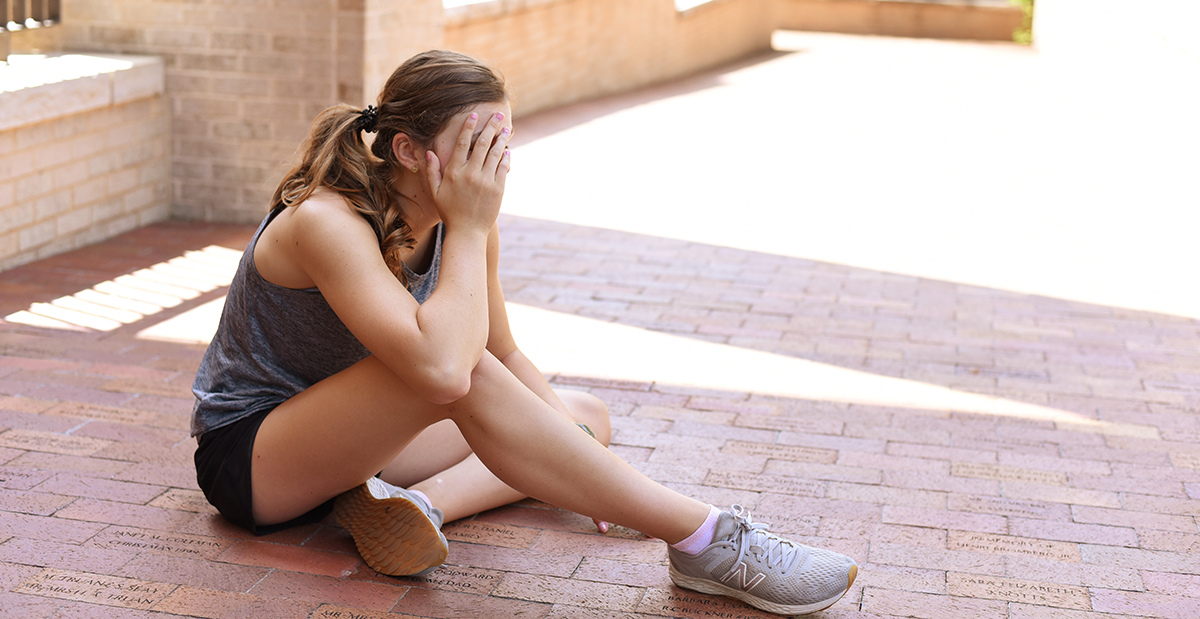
[424,150,441,192]
[494,149,511,187]
[449,113,479,168]
[468,112,505,169]
[485,126,512,176]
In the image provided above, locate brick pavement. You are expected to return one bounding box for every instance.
[2,34,1200,619]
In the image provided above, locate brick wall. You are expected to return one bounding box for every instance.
[54,0,383,223]
[444,0,777,115]
[0,57,169,271]
[777,0,1022,42]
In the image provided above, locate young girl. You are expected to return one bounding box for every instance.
[191,50,857,616]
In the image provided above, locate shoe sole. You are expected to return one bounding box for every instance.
[669,563,858,616]
[333,482,448,576]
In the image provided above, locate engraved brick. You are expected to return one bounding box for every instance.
[721,440,837,464]
[441,519,539,550]
[0,429,111,457]
[15,568,172,610]
[704,470,824,498]
[43,402,160,426]
[637,587,780,618]
[0,466,54,490]
[948,494,1066,520]
[312,605,421,619]
[947,531,1081,563]
[946,572,1090,609]
[762,459,882,484]
[737,414,844,435]
[87,526,232,560]
[393,585,552,618]
[950,462,1066,486]
[861,587,1007,619]
[409,564,505,595]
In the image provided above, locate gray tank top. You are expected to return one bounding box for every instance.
[190,206,444,436]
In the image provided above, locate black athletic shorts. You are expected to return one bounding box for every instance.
[194,409,335,535]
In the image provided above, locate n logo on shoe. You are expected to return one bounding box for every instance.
[720,562,766,592]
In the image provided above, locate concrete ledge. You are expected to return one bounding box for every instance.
[444,0,565,26]
[780,0,1024,41]
[0,53,164,133]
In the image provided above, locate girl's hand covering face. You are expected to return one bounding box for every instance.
[424,110,513,233]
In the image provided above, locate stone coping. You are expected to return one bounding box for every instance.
[0,52,163,133]
[443,0,735,25]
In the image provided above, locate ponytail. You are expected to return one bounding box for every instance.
[271,105,414,284]
[269,50,508,285]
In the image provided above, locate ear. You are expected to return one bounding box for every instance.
[391,133,422,171]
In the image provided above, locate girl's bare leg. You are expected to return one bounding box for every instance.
[251,353,707,543]
[379,390,611,523]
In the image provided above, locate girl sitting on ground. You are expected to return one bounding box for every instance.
[190,50,857,617]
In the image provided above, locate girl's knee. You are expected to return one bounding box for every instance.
[561,390,612,447]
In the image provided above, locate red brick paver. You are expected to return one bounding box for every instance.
[2,32,1199,619]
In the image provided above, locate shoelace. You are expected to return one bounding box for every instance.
[722,505,803,579]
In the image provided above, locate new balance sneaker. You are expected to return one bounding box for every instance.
[334,477,448,576]
[667,505,858,616]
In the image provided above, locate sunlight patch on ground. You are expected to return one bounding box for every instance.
[505,304,1159,440]
[504,32,1200,320]
[110,292,1159,439]
[3,246,241,333]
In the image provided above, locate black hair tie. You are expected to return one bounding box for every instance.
[356,105,379,133]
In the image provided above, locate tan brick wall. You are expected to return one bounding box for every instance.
[444,0,777,116]
[55,0,369,223]
[0,93,170,271]
[777,0,1023,42]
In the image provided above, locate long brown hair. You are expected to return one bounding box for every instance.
[271,50,508,281]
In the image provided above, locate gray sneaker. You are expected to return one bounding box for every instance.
[334,477,448,577]
[667,505,858,616]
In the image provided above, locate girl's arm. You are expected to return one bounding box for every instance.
[282,114,509,404]
[483,223,572,418]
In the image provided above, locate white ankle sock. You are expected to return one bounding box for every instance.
[409,489,432,511]
[671,505,721,555]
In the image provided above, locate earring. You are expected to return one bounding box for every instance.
[411,166,419,173]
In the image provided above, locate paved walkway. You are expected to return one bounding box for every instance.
[2,32,1199,619]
